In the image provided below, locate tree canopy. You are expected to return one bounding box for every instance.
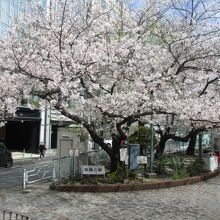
[0,0,220,169]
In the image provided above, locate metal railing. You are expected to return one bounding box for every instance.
[23,164,53,189]
[52,150,110,182]
[1,208,32,220]
[52,156,74,181]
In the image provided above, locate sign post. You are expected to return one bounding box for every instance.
[120,148,128,179]
[137,156,148,181]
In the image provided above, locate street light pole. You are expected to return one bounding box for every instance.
[44,103,47,146]
[150,116,154,173]
[199,132,203,158]
[150,90,154,173]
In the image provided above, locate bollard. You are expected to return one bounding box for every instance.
[52,159,56,182]
[3,210,6,220]
[23,169,27,189]
[23,148,25,164]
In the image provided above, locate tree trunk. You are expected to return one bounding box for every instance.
[110,153,121,172]
[186,132,198,156]
[110,135,122,172]
[155,136,167,158]
[155,131,193,158]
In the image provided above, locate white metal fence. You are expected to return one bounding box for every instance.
[23,163,53,189]
[52,155,89,181]
[52,156,74,181]
[52,150,110,182]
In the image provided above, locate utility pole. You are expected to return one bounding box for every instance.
[44,103,47,146]
[199,132,203,158]
[150,116,154,173]
[150,90,154,173]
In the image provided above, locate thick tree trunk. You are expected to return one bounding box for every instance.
[110,135,122,172]
[110,152,121,172]
[155,130,194,158]
[186,132,198,156]
[155,136,167,158]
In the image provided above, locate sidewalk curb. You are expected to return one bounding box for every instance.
[50,169,220,193]
[13,160,35,166]
[12,158,55,168]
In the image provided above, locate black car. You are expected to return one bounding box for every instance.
[0,142,13,168]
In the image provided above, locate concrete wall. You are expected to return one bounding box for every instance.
[57,127,88,158]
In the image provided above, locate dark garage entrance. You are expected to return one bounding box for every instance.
[3,107,41,153]
[6,120,40,153]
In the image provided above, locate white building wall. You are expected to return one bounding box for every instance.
[57,127,88,157]
[40,107,51,149]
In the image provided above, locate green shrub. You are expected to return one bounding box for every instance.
[168,156,184,173]
[107,165,124,184]
[79,177,99,185]
[126,169,136,180]
[154,157,168,175]
[166,156,189,179]
[187,157,205,177]
[171,168,189,180]
[128,126,157,154]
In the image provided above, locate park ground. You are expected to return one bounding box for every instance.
[0,173,220,220]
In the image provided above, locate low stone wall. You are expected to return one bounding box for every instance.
[50,168,220,192]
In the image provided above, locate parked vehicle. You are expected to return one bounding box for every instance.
[0,142,13,168]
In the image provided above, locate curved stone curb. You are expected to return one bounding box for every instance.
[50,169,220,192]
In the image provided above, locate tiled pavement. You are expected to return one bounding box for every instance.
[0,174,220,220]
[12,149,57,161]
[12,149,57,166]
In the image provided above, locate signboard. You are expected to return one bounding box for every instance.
[120,148,128,165]
[137,156,148,164]
[81,165,105,176]
[120,148,127,161]
[128,144,140,170]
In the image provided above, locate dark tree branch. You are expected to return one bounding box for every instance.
[199,77,218,96]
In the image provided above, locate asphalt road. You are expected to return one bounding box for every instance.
[0,166,23,188]
[0,160,53,189]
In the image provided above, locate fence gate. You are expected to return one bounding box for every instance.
[23,163,53,189]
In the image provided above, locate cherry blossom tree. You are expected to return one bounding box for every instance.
[0,0,220,170]
[151,0,220,156]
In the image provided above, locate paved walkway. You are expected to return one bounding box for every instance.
[12,149,57,160]
[0,174,220,219]
[12,149,57,166]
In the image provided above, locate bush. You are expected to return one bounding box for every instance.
[187,157,205,177]
[128,126,157,154]
[126,169,136,180]
[107,165,124,184]
[154,157,168,175]
[166,156,189,180]
[153,155,186,176]
[79,177,99,185]
[171,168,189,180]
[168,156,184,173]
